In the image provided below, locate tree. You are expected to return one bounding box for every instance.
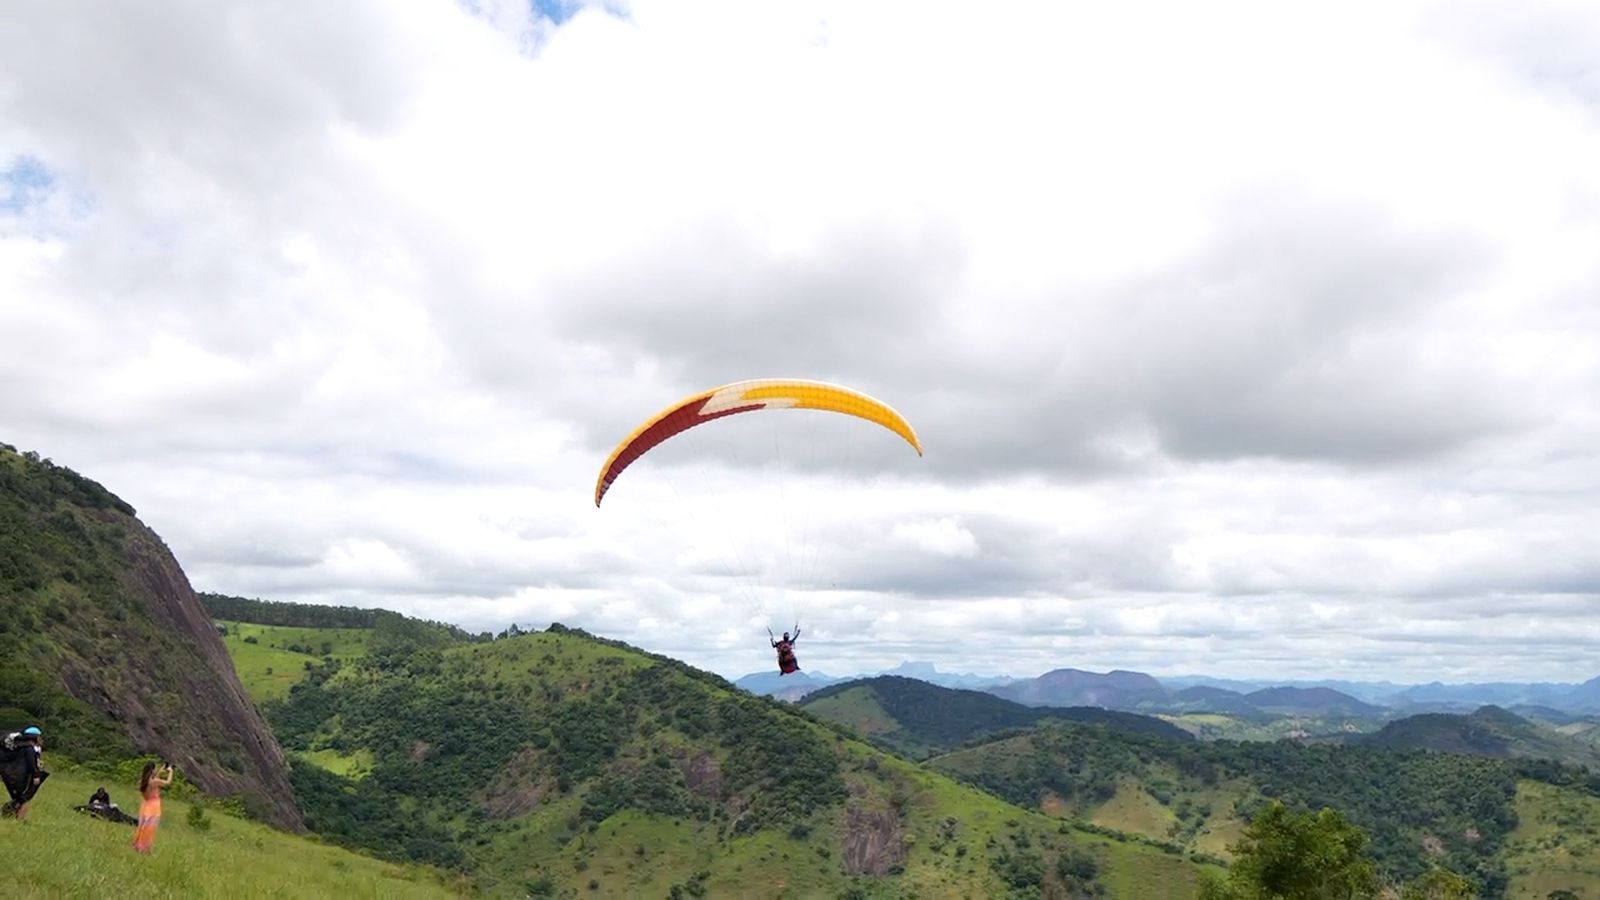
[1197,802,1380,899]
[1400,867,1472,899]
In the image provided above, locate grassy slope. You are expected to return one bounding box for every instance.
[219,622,370,704]
[1047,771,1248,861]
[930,733,1246,860]
[1184,779,1251,859]
[0,768,459,899]
[466,733,1214,899]
[256,629,1212,898]
[1500,780,1600,899]
[1156,712,1382,742]
[1089,777,1175,837]
[798,686,898,739]
[1553,721,1600,745]
[465,634,1212,898]
[301,747,376,779]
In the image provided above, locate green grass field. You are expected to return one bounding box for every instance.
[899,758,1220,900]
[798,687,897,740]
[299,748,375,780]
[1186,779,1251,859]
[1500,779,1600,898]
[1089,777,1175,837]
[1157,712,1381,742]
[0,768,461,899]
[219,622,371,704]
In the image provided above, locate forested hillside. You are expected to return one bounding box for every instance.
[800,676,1191,758]
[201,592,487,642]
[0,443,301,828]
[927,722,1600,896]
[1363,706,1600,770]
[256,622,1211,897]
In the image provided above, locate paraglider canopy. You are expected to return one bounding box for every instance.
[594,378,923,506]
[593,377,923,642]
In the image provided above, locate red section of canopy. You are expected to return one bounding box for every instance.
[594,396,763,506]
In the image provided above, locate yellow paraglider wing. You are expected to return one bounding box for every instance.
[594,379,922,506]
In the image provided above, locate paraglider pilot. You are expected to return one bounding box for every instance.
[770,627,801,675]
[1,726,47,819]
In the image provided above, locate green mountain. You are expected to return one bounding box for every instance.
[1168,686,1263,716]
[0,443,300,828]
[924,717,1600,897]
[250,619,1211,897]
[1242,686,1385,718]
[1363,705,1600,770]
[799,675,1192,759]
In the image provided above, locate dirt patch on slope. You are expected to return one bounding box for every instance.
[481,747,555,819]
[841,803,905,875]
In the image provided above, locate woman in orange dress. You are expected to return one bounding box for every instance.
[131,762,173,854]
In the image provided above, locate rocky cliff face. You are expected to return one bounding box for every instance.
[99,521,302,828]
[0,445,302,830]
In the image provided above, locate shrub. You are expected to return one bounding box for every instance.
[186,804,212,831]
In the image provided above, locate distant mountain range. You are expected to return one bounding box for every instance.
[733,660,1013,700]
[1161,676,1411,705]
[1393,680,1595,710]
[876,660,1016,690]
[1168,675,1600,713]
[731,669,844,702]
[991,668,1167,709]
[738,661,1600,718]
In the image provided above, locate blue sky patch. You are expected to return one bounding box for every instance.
[531,0,575,25]
[1,156,54,215]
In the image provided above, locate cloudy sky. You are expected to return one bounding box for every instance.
[4,0,1599,683]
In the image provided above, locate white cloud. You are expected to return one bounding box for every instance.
[890,517,979,559]
[3,0,1600,682]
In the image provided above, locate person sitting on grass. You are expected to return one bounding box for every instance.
[77,786,137,826]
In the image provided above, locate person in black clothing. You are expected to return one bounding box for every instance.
[1,727,47,819]
[770,628,801,675]
[76,786,137,826]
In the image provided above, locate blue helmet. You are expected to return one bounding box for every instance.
[22,727,41,736]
